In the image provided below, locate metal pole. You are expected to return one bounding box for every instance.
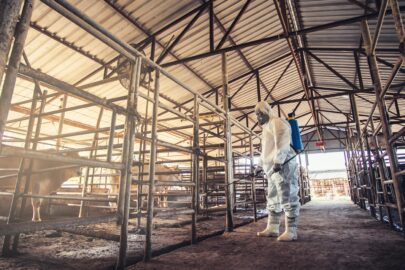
[143,69,160,262]
[56,94,68,151]
[1,0,34,256]
[137,74,152,228]
[249,134,257,222]
[370,118,394,226]
[361,19,405,232]
[107,111,116,162]
[191,94,199,244]
[0,0,33,146]
[11,89,47,253]
[116,57,141,270]
[0,0,23,85]
[350,94,374,215]
[222,53,234,231]
[79,105,104,218]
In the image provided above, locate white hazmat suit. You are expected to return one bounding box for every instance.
[255,101,300,241]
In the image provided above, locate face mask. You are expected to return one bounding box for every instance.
[256,111,269,126]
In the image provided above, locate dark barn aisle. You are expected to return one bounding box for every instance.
[131,198,405,270]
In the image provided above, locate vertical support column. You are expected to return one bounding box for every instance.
[202,151,208,215]
[249,135,257,222]
[209,0,214,52]
[364,129,378,216]
[256,70,261,102]
[12,87,48,254]
[191,94,200,244]
[350,93,374,215]
[298,153,304,205]
[345,122,355,203]
[144,69,160,262]
[107,111,116,162]
[1,0,35,256]
[56,94,68,151]
[0,0,23,85]
[361,19,405,232]
[115,57,141,270]
[136,78,152,228]
[0,0,32,146]
[79,105,104,217]
[2,89,46,256]
[370,118,394,226]
[222,52,234,231]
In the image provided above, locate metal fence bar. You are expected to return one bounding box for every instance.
[144,70,160,262]
[191,94,199,244]
[116,58,141,270]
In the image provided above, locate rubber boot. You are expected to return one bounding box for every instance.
[257,211,281,237]
[277,216,298,241]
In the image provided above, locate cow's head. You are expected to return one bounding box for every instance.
[61,152,82,179]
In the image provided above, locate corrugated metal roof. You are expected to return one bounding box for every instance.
[3,0,404,155]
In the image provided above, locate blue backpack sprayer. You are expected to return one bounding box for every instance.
[284,112,303,164]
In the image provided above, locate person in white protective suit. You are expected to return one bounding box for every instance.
[254,101,300,241]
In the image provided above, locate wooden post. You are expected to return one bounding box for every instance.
[222,52,234,231]
[115,57,141,270]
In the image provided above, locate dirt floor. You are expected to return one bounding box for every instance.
[1,198,405,270]
[0,206,264,270]
[130,198,405,270]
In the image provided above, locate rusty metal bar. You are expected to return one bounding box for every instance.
[56,94,68,151]
[18,64,129,115]
[361,19,405,232]
[249,134,257,222]
[0,0,23,85]
[11,88,47,253]
[222,53,234,232]
[79,105,104,218]
[0,145,124,170]
[209,0,214,52]
[371,0,388,53]
[0,0,32,147]
[191,94,199,244]
[116,58,141,269]
[144,69,160,262]
[215,0,251,50]
[1,1,36,255]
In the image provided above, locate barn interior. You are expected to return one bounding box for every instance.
[0,0,405,269]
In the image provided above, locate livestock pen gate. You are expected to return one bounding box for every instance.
[0,0,263,268]
[344,1,405,234]
[1,0,404,269]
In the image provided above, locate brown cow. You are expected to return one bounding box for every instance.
[0,151,81,222]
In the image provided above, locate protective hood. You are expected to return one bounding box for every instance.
[254,101,276,119]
